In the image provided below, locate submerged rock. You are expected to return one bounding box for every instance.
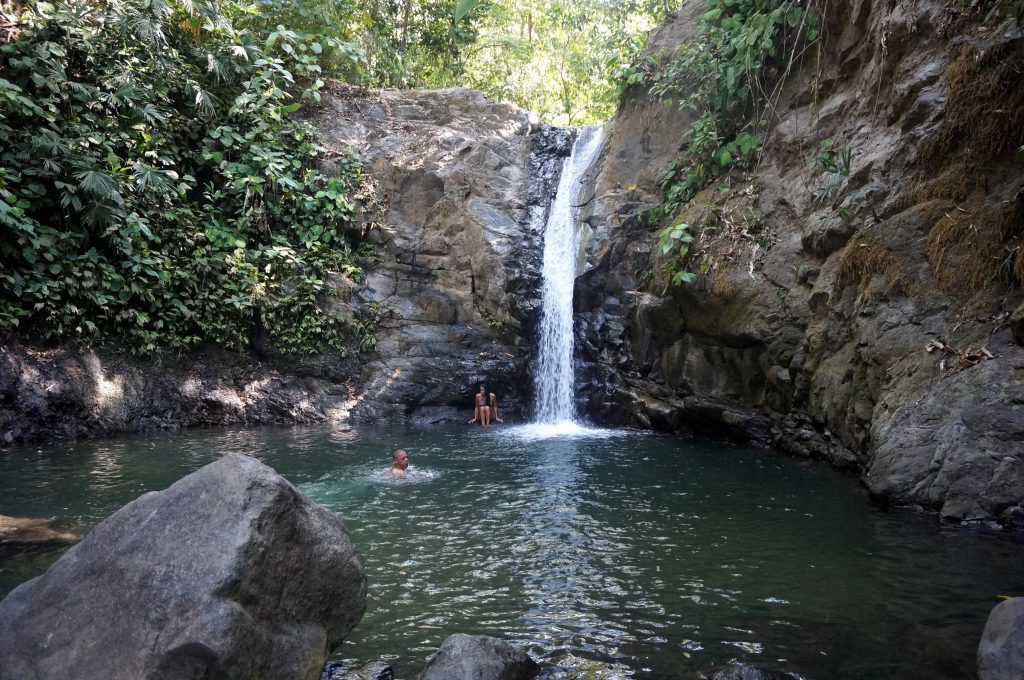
[0,514,79,549]
[421,633,540,680]
[320,660,394,680]
[707,665,804,680]
[978,597,1024,680]
[0,453,366,680]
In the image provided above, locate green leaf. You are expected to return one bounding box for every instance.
[454,0,480,22]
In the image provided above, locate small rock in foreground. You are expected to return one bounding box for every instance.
[708,665,804,680]
[421,634,539,680]
[0,514,79,549]
[321,659,394,680]
[978,597,1024,680]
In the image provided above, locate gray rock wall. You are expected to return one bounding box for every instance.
[574,2,1024,524]
[314,87,571,425]
[0,344,353,445]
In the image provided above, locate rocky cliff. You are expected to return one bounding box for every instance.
[313,86,570,424]
[574,1,1024,525]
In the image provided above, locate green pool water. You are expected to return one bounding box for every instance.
[1,423,1021,679]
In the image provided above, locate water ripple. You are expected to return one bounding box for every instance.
[1,425,1022,680]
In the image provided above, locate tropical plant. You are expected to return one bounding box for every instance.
[0,0,372,355]
[646,0,821,286]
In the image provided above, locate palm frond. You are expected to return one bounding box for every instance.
[81,199,117,229]
[132,162,173,192]
[75,170,124,205]
[186,80,219,117]
[140,102,166,125]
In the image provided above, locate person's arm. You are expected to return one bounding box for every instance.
[492,394,503,422]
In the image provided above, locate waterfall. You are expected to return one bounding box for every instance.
[533,125,604,424]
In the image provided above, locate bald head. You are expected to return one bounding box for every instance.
[392,448,409,471]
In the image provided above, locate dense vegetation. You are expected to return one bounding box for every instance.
[0,0,669,355]
[0,0,375,354]
[8,0,1016,355]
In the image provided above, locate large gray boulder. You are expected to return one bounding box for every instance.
[420,634,539,680]
[0,453,366,680]
[978,597,1024,680]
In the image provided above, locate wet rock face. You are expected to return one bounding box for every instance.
[315,87,571,424]
[0,453,366,680]
[574,4,1024,522]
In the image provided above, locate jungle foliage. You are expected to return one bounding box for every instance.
[0,0,377,354]
[0,0,672,354]
[462,0,667,125]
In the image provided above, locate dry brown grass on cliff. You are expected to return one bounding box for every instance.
[997,193,1024,282]
[916,40,1023,206]
[924,193,1024,302]
[926,207,993,299]
[836,235,919,300]
[925,41,1024,162]
[913,37,1024,302]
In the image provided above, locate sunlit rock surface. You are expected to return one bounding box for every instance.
[0,514,79,550]
[420,634,539,680]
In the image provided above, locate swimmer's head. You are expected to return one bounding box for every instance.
[392,448,409,470]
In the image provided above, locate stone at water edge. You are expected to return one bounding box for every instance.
[320,660,394,680]
[0,514,79,548]
[420,634,540,680]
[978,597,1024,680]
[0,452,367,680]
[707,665,804,680]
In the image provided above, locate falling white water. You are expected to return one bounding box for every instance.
[533,125,604,425]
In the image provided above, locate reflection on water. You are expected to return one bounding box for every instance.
[1,424,1023,680]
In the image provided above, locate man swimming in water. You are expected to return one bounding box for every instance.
[390,448,410,477]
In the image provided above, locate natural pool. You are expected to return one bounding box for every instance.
[1,424,1022,679]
